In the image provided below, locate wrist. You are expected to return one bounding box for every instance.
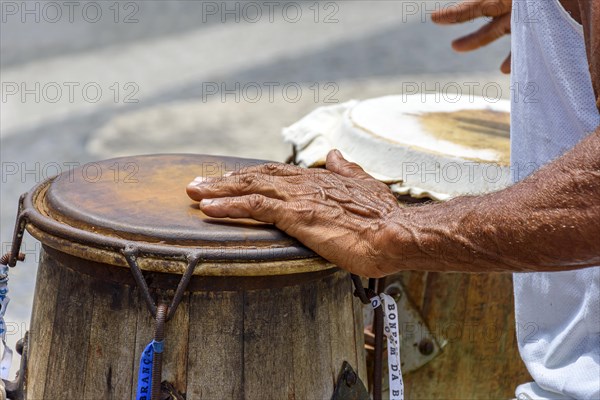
[379,205,439,272]
[380,199,481,272]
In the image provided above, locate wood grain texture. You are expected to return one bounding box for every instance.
[186,290,244,399]
[41,254,94,399]
[394,271,531,400]
[326,273,358,387]
[395,271,429,310]
[160,290,190,393]
[243,285,295,400]
[26,250,61,400]
[27,251,363,400]
[290,279,333,399]
[82,280,137,399]
[352,295,368,387]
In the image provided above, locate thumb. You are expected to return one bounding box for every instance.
[325,149,374,180]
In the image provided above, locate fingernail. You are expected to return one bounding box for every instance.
[200,199,215,207]
[224,171,233,177]
[334,149,342,157]
[189,176,207,186]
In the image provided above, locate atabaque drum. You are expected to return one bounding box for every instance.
[21,154,367,399]
[285,94,532,399]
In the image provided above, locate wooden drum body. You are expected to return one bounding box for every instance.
[386,271,529,399]
[22,154,366,399]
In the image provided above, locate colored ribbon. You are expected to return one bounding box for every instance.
[135,340,163,400]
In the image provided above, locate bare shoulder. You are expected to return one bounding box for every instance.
[559,0,582,23]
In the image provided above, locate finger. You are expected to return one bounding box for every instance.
[500,52,511,74]
[199,194,287,224]
[325,149,375,181]
[186,174,287,201]
[451,13,511,52]
[226,162,308,178]
[431,1,483,24]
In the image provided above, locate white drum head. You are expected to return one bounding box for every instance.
[283,94,511,200]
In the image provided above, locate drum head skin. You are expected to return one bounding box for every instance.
[24,154,329,275]
[284,94,512,200]
[350,96,510,165]
[45,154,292,246]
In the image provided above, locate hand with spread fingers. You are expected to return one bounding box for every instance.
[431,0,512,73]
[186,150,401,277]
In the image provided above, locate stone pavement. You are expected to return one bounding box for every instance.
[0,0,510,377]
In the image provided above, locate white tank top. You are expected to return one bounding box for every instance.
[511,0,600,399]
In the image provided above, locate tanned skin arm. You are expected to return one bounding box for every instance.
[187,129,600,277]
[187,0,600,278]
[383,129,600,275]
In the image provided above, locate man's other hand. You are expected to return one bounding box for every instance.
[186,150,401,277]
[431,0,512,74]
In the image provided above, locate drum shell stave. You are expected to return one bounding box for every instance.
[385,270,531,399]
[27,245,367,399]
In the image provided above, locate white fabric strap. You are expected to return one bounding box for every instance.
[371,293,404,400]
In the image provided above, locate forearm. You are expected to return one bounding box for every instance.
[384,128,600,273]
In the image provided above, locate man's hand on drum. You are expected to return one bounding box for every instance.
[431,0,512,73]
[187,150,400,278]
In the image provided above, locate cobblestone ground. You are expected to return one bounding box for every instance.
[0,0,510,377]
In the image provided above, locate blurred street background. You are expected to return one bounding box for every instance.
[0,0,510,377]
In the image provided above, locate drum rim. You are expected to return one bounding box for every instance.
[22,179,334,276]
[45,153,300,246]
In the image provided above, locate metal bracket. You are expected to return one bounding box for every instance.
[1,194,28,268]
[122,247,201,320]
[331,361,370,400]
[386,281,443,371]
[3,331,28,400]
[364,281,443,374]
